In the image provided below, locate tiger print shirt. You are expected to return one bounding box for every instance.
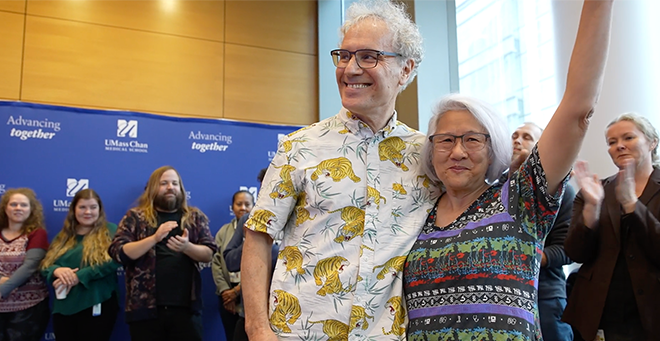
[246,109,440,340]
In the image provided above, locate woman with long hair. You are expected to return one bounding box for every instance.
[564,113,660,340]
[0,188,50,341]
[41,189,120,341]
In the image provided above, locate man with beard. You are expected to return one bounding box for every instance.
[109,166,216,341]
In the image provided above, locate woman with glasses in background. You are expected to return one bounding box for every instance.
[0,188,50,341]
[41,189,120,341]
[402,1,614,340]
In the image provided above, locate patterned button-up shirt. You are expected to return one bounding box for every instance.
[246,109,439,340]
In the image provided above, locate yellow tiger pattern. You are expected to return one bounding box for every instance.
[306,157,361,183]
[270,182,295,200]
[372,256,406,280]
[270,290,302,334]
[246,209,277,233]
[379,136,409,171]
[274,164,296,182]
[277,246,305,275]
[270,164,297,200]
[392,182,407,195]
[294,191,316,226]
[313,256,349,296]
[382,296,405,337]
[349,305,374,332]
[281,139,307,153]
[359,244,374,257]
[329,206,365,243]
[366,186,386,208]
[308,319,349,341]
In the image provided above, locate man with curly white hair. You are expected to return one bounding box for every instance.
[241,0,439,339]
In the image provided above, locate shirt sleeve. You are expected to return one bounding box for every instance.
[223,215,247,272]
[77,223,121,288]
[211,223,232,293]
[245,136,299,238]
[543,184,576,268]
[108,210,139,265]
[0,248,46,297]
[511,145,568,241]
[190,209,217,254]
[26,228,49,250]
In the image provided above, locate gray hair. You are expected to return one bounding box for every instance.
[340,0,423,91]
[606,112,660,167]
[422,94,512,185]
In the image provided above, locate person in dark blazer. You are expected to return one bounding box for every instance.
[564,112,660,341]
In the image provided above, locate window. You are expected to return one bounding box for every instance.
[455,0,557,131]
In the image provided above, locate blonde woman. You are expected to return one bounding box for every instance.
[42,189,120,341]
[564,113,660,340]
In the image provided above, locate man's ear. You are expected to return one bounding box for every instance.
[399,59,415,86]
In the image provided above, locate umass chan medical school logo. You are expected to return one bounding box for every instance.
[53,178,89,212]
[104,119,149,153]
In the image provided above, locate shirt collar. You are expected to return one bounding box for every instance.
[338,108,399,138]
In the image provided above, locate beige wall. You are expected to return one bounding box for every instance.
[0,0,318,126]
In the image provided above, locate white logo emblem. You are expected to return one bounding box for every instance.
[0,184,5,194]
[239,186,258,199]
[117,120,138,138]
[66,178,89,197]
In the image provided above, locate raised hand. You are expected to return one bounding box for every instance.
[615,159,637,213]
[574,161,604,207]
[573,161,604,228]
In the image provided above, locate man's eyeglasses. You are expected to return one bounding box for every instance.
[429,132,490,152]
[330,49,402,69]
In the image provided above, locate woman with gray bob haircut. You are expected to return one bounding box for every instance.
[403,0,615,339]
[420,94,512,186]
[339,0,423,90]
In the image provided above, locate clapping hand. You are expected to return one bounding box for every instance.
[153,221,178,243]
[573,161,604,228]
[166,228,190,253]
[615,159,637,213]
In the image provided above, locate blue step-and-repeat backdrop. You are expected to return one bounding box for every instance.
[0,101,302,341]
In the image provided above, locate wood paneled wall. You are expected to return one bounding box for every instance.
[0,0,318,125]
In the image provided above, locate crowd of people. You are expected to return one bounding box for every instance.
[1,0,658,340]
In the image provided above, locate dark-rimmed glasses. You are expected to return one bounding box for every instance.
[429,132,490,152]
[330,49,402,69]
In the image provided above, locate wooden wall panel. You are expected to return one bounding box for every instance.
[0,12,24,100]
[225,0,316,55]
[22,16,224,117]
[0,0,25,13]
[224,44,317,125]
[26,0,224,41]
